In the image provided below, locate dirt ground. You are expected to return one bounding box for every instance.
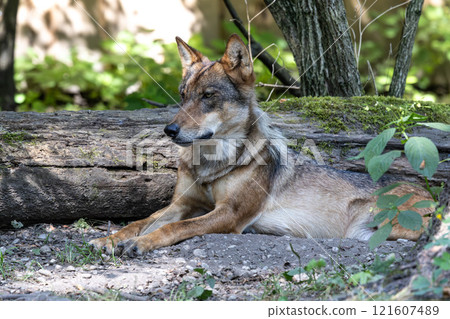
[0,222,421,301]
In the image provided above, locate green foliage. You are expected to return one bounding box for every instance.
[350,105,448,249]
[359,5,450,102]
[14,28,297,112]
[169,268,215,301]
[15,31,182,112]
[0,249,11,280]
[56,238,113,266]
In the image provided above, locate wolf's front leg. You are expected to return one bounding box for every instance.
[88,203,191,254]
[115,204,258,257]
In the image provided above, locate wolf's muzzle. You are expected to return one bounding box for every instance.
[164,123,180,138]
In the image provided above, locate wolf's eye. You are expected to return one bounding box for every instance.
[203,91,214,99]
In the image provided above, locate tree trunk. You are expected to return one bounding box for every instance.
[389,0,424,98]
[265,0,361,97]
[1,108,448,227]
[0,0,19,111]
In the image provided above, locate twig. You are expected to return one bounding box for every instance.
[141,98,179,108]
[223,0,301,97]
[107,220,111,237]
[366,60,378,95]
[257,82,300,90]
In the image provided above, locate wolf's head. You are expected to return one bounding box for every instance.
[164,34,255,146]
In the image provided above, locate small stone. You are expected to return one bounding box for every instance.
[38,233,48,241]
[228,295,238,301]
[38,269,52,277]
[81,274,92,279]
[66,266,76,272]
[55,265,62,271]
[397,238,409,244]
[49,259,57,264]
[331,247,339,253]
[227,245,236,249]
[193,249,207,258]
[89,265,97,270]
[12,238,20,244]
[37,276,47,283]
[175,258,186,264]
[40,245,51,254]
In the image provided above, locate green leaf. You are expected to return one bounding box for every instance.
[376,195,399,209]
[348,128,395,164]
[348,271,373,286]
[194,268,206,275]
[206,277,216,289]
[187,286,205,299]
[404,137,439,178]
[283,268,301,282]
[197,289,213,301]
[418,122,450,132]
[395,193,414,207]
[368,151,402,182]
[429,186,443,198]
[367,209,396,227]
[398,210,423,231]
[387,209,398,221]
[413,200,438,208]
[412,276,431,295]
[371,182,401,196]
[305,259,326,271]
[433,252,450,271]
[369,223,392,250]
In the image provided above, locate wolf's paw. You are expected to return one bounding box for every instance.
[116,238,146,258]
[88,237,116,254]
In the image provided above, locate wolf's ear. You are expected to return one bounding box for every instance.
[176,37,209,76]
[220,34,254,85]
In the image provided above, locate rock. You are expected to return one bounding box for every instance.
[55,265,62,271]
[38,234,48,241]
[66,266,76,272]
[40,245,51,254]
[332,247,339,253]
[49,259,57,264]
[37,269,51,277]
[193,249,207,258]
[81,274,92,279]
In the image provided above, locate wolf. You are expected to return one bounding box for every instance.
[89,34,431,256]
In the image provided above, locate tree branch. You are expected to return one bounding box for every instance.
[388,0,424,98]
[223,0,301,96]
[141,98,178,108]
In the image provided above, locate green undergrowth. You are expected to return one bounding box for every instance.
[260,96,450,134]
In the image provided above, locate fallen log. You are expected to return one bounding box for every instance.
[0,108,448,227]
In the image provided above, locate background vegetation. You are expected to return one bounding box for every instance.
[13,4,450,112]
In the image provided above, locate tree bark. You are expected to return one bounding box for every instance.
[389,0,424,98]
[265,0,361,97]
[0,108,448,227]
[0,0,19,111]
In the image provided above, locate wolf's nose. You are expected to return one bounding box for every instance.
[164,123,180,138]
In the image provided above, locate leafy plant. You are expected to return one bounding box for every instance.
[56,238,115,266]
[359,5,450,102]
[169,268,216,301]
[0,249,11,280]
[350,104,449,249]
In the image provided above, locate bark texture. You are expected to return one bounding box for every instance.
[389,0,425,98]
[265,0,361,97]
[0,108,448,227]
[0,0,19,111]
